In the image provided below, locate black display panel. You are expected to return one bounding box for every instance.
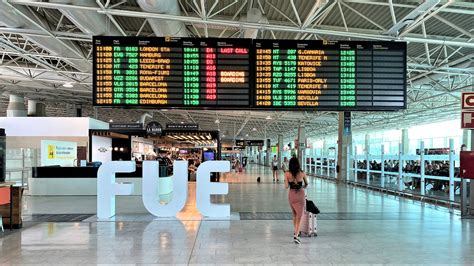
[93,37,406,111]
[94,37,251,108]
[253,40,406,110]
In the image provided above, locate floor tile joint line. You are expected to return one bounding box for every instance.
[187,219,202,265]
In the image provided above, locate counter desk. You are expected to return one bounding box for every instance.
[29,166,173,196]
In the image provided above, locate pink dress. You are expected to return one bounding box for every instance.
[288,180,305,218]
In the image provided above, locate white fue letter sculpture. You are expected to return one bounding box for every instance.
[142,160,188,217]
[97,161,135,219]
[196,160,231,218]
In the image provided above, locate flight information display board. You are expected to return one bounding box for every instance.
[254,40,406,110]
[94,37,251,107]
[93,37,406,111]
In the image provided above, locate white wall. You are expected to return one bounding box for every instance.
[91,136,112,163]
[0,117,108,137]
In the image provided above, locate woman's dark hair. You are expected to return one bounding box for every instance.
[288,157,301,178]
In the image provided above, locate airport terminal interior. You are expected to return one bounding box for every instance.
[0,0,473,265]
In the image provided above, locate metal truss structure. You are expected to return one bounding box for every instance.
[0,0,472,143]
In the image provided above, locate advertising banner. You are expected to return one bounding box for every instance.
[41,140,77,166]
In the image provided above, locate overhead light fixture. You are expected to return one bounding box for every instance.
[245,134,249,137]
[222,134,226,137]
[215,119,220,124]
[63,83,74,88]
[240,138,244,140]
[265,115,272,120]
[109,119,114,123]
[252,128,257,131]
[180,121,184,124]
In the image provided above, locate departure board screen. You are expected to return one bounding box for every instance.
[93,37,406,111]
[93,37,251,108]
[254,40,406,110]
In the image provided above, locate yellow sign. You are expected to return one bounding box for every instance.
[48,144,55,159]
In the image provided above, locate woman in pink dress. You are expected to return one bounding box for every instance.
[284,157,308,244]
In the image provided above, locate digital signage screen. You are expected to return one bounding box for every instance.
[94,37,251,108]
[93,37,406,111]
[253,40,406,110]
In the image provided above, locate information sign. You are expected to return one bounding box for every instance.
[94,37,406,111]
[94,37,251,108]
[253,40,406,110]
[461,93,474,129]
[166,123,199,130]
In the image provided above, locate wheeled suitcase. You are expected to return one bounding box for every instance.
[299,209,317,237]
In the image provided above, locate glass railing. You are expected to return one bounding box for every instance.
[5,148,39,187]
[304,139,465,204]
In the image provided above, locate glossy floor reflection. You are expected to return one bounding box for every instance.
[1,164,473,264]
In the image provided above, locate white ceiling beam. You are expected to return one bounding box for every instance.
[343,0,474,15]
[433,15,474,39]
[8,0,474,48]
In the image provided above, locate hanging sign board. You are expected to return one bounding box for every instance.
[110,123,143,130]
[166,123,199,130]
[235,140,264,147]
[146,121,162,136]
[461,93,474,129]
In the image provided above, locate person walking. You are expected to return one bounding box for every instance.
[271,155,279,182]
[284,157,308,244]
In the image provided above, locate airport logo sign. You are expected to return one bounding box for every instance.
[97,160,230,219]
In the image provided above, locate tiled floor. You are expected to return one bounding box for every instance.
[1,164,473,264]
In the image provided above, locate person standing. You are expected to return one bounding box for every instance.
[281,157,289,173]
[271,155,279,182]
[284,157,308,244]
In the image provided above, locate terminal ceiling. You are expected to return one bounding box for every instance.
[0,0,472,142]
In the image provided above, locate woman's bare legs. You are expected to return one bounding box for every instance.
[294,214,302,236]
[291,209,297,235]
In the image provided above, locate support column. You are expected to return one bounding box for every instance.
[265,138,271,166]
[365,134,370,156]
[401,128,409,155]
[278,134,283,168]
[337,112,352,181]
[462,130,471,150]
[297,126,305,164]
[322,138,328,155]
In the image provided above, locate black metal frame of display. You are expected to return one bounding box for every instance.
[93,36,407,111]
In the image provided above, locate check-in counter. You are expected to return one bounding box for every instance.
[29,166,173,196]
